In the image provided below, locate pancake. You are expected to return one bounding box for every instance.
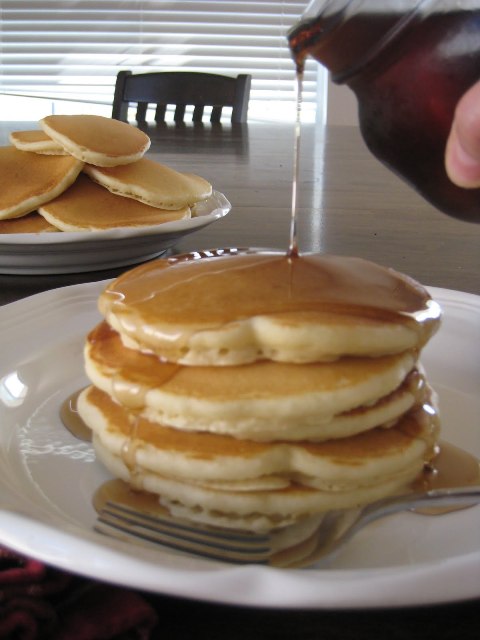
[0,212,58,234]
[9,130,68,155]
[0,146,84,220]
[84,157,213,209]
[38,174,191,231]
[40,114,151,167]
[84,321,422,441]
[98,250,441,365]
[80,387,438,531]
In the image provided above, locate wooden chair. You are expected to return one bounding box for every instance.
[112,71,251,124]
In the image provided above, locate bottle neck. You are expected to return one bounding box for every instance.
[288,0,434,83]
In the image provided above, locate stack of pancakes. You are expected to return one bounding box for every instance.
[0,114,212,233]
[77,249,442,562]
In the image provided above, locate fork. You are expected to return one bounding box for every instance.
[94,486,480,567]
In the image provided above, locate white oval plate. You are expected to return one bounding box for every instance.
[0,283,479,609]
[0,190,230,274]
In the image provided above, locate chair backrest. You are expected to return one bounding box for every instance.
[112,71,251,124]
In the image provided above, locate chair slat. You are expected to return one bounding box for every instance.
[136,102,148,121]
[192,104,205,123]
[154,104,167,122]
[174,104,186,123]
[210,106,223,123]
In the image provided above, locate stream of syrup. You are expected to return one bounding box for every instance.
[288,66,304,257]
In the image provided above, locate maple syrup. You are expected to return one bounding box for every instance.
[99,249,441,350]
[60,389,91,442]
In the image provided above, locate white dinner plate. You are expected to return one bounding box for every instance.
[0,190,230,274]
[0,282,479,609]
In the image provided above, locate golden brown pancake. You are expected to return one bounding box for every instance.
[39,174,191,231]
[0,146,84,220]
[9,130,68,155]
[98,250,441,365]
[84,321,424,441]
[79,385,438,488]
[40,114,151,166]
[0,212,58,234]
[84,158,213,209]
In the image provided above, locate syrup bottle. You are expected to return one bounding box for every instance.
[288,0,480,222]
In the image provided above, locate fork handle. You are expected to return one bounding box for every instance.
[362,485,480,524]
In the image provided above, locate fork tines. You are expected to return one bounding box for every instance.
[95,501,272,564]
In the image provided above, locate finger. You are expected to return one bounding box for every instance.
[445,80,480,188]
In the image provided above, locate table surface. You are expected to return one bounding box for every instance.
[0,120,479,639]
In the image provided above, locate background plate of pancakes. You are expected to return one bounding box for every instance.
[0,189,230,274]
[0,115,230,274]
[0,279,479,609]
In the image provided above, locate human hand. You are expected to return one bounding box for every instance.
[445,79,480,188]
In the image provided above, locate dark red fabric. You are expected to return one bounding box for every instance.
[0,545,158,639]
[53,583,157,640]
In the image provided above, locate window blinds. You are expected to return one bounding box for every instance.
[0,0,324,122]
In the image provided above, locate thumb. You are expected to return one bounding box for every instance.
[445,80,480,189]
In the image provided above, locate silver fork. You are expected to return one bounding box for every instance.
[95,486,480,567]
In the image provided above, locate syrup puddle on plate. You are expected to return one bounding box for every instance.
[60,388,92,442]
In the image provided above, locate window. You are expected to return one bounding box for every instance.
[0,0,325,123]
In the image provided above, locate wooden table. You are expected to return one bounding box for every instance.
[0,120,478,639]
